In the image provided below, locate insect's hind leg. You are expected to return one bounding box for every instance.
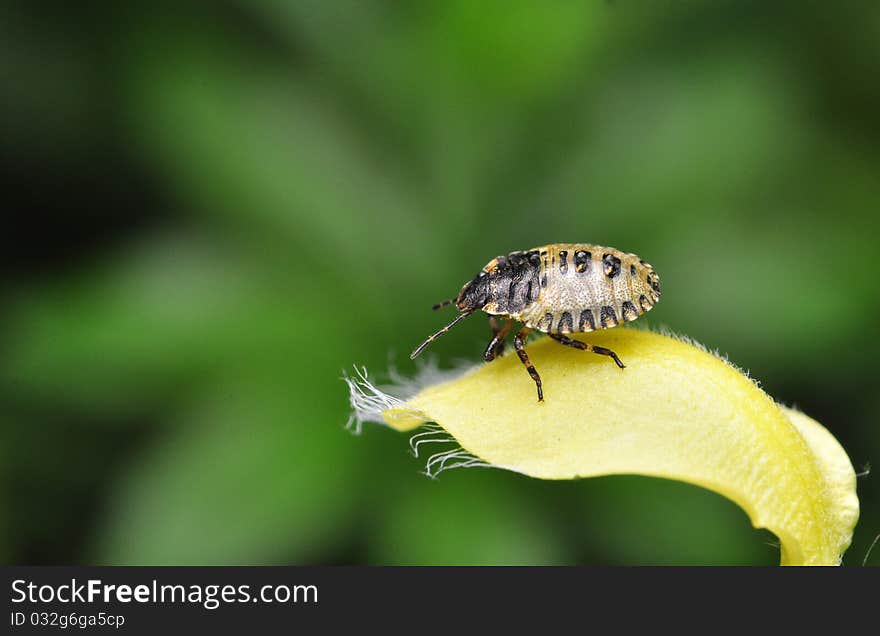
[548,333,625,369]
[514,327,543,402]
[483,317,512,362]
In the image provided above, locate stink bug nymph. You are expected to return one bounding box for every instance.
[411,244,661,401]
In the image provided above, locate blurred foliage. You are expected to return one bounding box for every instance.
[1,0,877,565]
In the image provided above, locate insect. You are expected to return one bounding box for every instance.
[411,244,661,401]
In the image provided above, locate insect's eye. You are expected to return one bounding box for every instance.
[478,271,487,278]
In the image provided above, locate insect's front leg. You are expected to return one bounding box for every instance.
[514,327,543,402]
[483,316,512,362]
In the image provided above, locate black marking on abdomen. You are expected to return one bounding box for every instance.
[574,250,591,273]
[536,313,553,332]
[630,264,637,277]
[558,250,568,275]
[600,305,618,328]
[639,294,652,313]
[528,251,541,268]
[603,253,622,278]
[621,301,639,321]
[578,309,596,332]
[540,274,547,288]
[557,311,573,333]
[527,276,540,302]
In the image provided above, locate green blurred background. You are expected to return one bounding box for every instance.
[2,1,877,565]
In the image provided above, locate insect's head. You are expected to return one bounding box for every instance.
[410,271,489,360]
[454,271,491,312]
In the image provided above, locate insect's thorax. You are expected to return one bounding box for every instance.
[478,250,543,316]
[484,244,660,334]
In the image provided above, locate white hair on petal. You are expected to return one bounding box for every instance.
[342,365,420,435]
[342,361,492,477]
[629,323,763,390]
[343,356,478,435]
[342,358,474,435]
[408,423,454,457]
[384,355,475,400]
[422,448,493,479]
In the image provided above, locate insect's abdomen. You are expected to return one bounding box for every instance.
[517,243,661,334]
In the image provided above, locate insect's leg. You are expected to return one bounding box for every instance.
[483,317,512,362]
[514,327,543,402]
[548,333,625,369]
[489,316,502,336]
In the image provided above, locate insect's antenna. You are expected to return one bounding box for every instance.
[432,298,456,311]
[411,312,473,359]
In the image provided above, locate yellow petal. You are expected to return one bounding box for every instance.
[369,328,858,565]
